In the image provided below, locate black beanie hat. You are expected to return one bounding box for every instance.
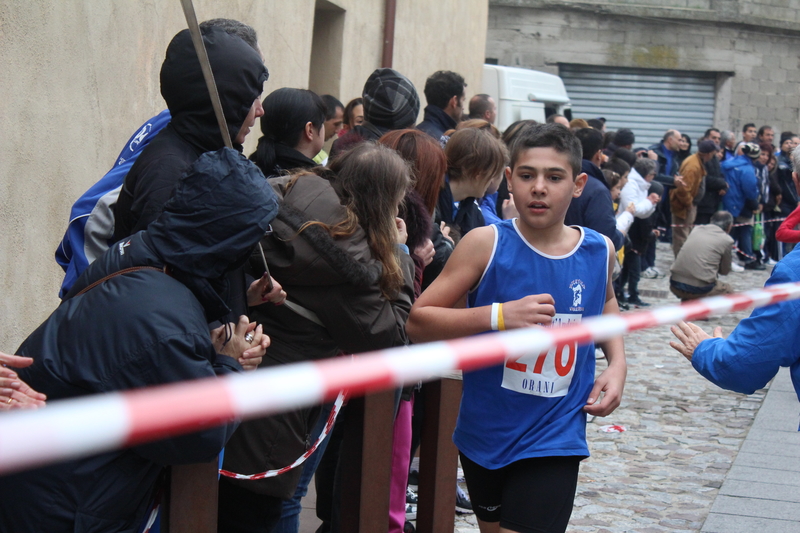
[362,68,420,130]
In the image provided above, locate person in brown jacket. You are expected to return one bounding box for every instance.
[670,140,719,257]
[218,143,416,532]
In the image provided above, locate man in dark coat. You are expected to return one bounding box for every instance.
[695,130,729,225]
[566,128,625,250]
[0,148,279,533]
[416,70,466,140]
[113,25,270,320]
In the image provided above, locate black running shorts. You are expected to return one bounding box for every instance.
[459,453,583,533]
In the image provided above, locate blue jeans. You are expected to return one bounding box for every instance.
[272,403,333,533]
[731,224,754,263]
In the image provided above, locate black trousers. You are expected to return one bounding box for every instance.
[217,476,283,533]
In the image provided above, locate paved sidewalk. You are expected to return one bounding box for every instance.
[701,367,800,533]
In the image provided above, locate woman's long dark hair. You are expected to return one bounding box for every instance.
[288,143,412,298]
[250,88,325,175]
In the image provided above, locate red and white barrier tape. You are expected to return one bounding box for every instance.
[733,245,760,262]
[2,281,800,476]
[670,216,786,229]
[219,390,346,480]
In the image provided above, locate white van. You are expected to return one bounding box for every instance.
[482,64,572,132]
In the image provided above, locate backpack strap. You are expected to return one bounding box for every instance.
[74,266,164,297]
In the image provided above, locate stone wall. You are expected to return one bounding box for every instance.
[487,0,800,134]
[0,0,487,350]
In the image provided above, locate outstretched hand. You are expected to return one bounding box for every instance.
[670,321,723,361]
[0,352,47,410]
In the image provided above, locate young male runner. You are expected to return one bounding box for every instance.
[407,123,626,533]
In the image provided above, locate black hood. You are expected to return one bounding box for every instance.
[160,27,269,153]
[148,147,279,280]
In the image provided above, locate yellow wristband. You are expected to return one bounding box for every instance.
[497,302,506,331]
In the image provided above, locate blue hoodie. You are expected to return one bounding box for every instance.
[692,246,800,427]
[720,154,759,217]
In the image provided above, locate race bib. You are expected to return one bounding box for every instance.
[501,313,581,397]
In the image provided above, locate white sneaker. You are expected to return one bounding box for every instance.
[640,267,656,279]
[405,503,417,520]
[731,262,744,272]
[641,267,664,279]
[766,258,778,266]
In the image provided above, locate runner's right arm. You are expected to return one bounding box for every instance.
[407,226,555,343]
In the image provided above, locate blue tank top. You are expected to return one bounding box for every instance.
[455,220,610,468]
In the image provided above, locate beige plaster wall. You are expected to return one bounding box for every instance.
[0,0,488,350]
[394,0,489,112]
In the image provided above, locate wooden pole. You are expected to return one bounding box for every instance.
[339,390,396,533]
[415,378,462,533]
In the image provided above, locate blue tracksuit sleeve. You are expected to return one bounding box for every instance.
[691,256,800,398]
[480,193,502,226]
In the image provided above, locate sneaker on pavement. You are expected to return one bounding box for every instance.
[744,261,766,271]
[405,503,417,521]
[730,262,744,272]
[406,486,418,505]
[628,298,651,308]
[640,267,656,279]
[766,258,778,266]
[455,485,474,514]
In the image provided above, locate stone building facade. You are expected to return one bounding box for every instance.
[487,0,800,143]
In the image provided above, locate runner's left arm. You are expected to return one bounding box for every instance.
[584,237,627,417]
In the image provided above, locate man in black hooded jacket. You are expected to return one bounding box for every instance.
[113,25,270,320]
[0,148,279,533]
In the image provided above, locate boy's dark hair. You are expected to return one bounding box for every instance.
[703,127,720,138]
[780,131,796,146]
[587,118,604,131]
[509,123,582,178]
[612,147,637,166]
[423,70,466,109]
[603,157,630,178]
[742,123,756,133]
[321,95,344,121]
[575,128,603,162]
[757,125,773,137]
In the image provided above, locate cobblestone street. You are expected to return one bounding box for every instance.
[455,242,776,533]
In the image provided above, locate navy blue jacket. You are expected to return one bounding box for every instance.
[565,160,625,250]
[417,104,457,141]
[0,149,279,533]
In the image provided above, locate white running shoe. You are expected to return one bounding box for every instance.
[731,262,744,272]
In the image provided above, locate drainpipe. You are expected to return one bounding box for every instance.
[381,0,396,68]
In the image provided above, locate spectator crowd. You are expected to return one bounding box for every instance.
[2,16,800,533]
